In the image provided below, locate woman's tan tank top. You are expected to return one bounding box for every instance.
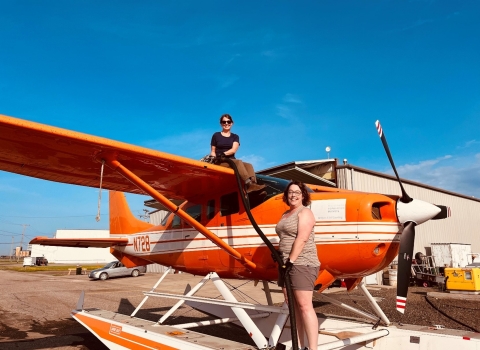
[275,206,320,267]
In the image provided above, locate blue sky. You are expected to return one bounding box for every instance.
[1,1,479,255]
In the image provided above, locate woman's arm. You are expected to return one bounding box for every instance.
[223,141,239,157]
[288,208,315,262]
[210,145,216,157]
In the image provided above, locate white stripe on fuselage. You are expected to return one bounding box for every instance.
[115,222,401,256]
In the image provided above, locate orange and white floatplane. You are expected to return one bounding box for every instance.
[2,114,478,350]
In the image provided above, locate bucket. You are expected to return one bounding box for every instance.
[388,269,398,286]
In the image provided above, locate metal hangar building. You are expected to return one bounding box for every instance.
[257,159,480,255]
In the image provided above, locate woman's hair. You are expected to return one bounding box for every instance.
[282,180,311,206]
[219,114,234,124]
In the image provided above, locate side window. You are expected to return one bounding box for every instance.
[220,192,239,216]
[207,199,215,220]
[185,204,202,224]
[161,213,171,227]
[172,215,181,229]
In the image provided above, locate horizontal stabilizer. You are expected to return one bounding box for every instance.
[29,236,128,248]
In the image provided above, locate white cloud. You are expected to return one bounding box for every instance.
[396,155,452,173]
[261,50,277,57]
[276,105,294,120]
[458,140,480,149]
[238,154,275,170]
[284,93,302,104]
[392,154,480,198]
[275,93,305,123]
[217,75,239,89]
[223,54,241,66]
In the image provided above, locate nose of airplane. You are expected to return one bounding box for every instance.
[396,199,441,225]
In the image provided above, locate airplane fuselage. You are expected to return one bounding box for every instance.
[110,191,401,284]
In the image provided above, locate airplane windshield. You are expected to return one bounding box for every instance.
[248,174,313,209]
[256,174,313,195]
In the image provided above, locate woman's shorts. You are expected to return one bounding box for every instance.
[278,264,320,291]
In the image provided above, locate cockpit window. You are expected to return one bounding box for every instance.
[185,204,202,224]
[160,213,171,227]
[171,215,181,229]
[247,174,313,209]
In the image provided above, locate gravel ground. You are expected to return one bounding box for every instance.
[313,285,480,333]
[0,270,258,349]
[1,269,479,349]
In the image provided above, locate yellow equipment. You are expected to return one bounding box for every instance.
[445,267,480,292]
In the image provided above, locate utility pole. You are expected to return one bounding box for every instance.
[16,224,29,263]
[10,236,14,261]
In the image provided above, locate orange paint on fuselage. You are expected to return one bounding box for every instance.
[110,189,401,285]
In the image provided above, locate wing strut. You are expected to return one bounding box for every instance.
[103,156,257,271]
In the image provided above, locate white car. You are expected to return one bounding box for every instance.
[88,261,147,281]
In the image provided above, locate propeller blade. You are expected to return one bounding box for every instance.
[375,120,412,203]
[396,221,416,314]
[431,205,451,220]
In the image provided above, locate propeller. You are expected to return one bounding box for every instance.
[375,120,451,314]
[375,120,412,204]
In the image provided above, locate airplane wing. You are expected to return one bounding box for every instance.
[29,236,129,248]
[0,114,237,201]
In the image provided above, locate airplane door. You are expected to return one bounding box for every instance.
[182,203,209,270]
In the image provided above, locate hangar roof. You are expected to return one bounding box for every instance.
[257,159,337,187]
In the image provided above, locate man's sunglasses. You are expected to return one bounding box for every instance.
[221,120,232,125]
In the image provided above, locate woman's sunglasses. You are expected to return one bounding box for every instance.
[221,120,232,125]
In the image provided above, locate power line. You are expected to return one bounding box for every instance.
[0,230,22,235]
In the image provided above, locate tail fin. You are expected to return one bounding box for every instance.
[109,191,153,234]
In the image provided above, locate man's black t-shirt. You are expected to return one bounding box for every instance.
[211,132,240,158]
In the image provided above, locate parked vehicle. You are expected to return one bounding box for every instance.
[23,257,36,266]
[88,261,146,281]
[36,257,48,266]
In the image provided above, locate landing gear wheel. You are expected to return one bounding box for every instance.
[422,281,430,288]
[99,272,108,281]
[131,269,139,277]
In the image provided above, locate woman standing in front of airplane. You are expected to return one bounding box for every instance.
[210,113,264,193]
[276,181,319,350]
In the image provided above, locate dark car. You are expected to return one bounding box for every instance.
[36,257,48,266]
[88,261,147,281]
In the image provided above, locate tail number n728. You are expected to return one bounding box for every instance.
[133,235,150,252]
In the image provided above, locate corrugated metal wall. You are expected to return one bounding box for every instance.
[146,263,174,273]
[337,167,480,254]
[149,210,169,226]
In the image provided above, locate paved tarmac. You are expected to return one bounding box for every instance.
[3,269,472,349]
[0,270,286,349]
